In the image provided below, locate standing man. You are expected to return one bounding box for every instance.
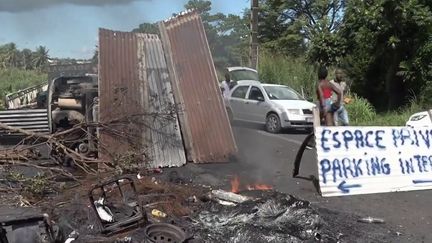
[221,73,236,98]
[331,69,350,126]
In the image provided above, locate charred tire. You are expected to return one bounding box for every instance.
[266,113,281,133]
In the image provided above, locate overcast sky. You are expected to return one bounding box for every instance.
[0,0,249,59]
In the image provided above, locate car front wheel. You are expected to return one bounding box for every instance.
[266,113,281,133]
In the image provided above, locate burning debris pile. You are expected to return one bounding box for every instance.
[191,192,332,243]
[230,175,273,194]
[10,173,392,243]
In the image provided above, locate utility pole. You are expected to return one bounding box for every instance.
[249,0,259,70]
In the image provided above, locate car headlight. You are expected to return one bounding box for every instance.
[287,109,301,115]
[411,115,426,121]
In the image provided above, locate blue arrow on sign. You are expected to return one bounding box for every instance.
[338,181,361,193]
[413,180,432,184]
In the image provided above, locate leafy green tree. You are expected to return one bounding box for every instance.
[259,0,346,64]
[21,48,33,70]
[132,23,159,35]
[32,46,49,70]
[1,43,19,68]
[185,0,250,69]
[340,0,432,110]
[132,0,249,71]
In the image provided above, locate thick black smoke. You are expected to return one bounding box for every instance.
[0,0,151,12]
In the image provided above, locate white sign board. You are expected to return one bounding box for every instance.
[316,126,432,197]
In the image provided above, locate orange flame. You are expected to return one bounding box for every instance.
[231,175,272,193]
[246,184,273,191]
[231,176,240,193]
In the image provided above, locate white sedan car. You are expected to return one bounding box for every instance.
[225,80,316,133]
[406,110,432,127]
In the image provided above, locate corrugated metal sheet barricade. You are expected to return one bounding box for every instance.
[98,29,186,168]
[159,10,237,163]
[141,33,186,168]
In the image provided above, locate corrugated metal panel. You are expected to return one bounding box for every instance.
[159,11,237,163]
[98,29,186,168]
[141,33,186,168]
[0,109,49,135]
[98,28,146,163]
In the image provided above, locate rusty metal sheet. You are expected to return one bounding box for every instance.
[98,29,185,168]
[141,33,186,168]
[159,11,237,163]
[98,28,146,164]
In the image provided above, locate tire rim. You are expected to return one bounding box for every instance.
[267,116,278,131]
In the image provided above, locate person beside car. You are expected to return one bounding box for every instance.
[330,69,350,126]
[316,66,342,126]
[221,73,236,98]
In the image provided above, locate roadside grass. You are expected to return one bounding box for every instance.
[0,68,47,97]
[258,53,317,99]
[346,95,422,126]
[0,68,47,109]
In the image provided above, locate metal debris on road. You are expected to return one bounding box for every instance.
[209,189,252,204]
[65,230,79,243]
[143,223,187,243]
[358,217,385,224]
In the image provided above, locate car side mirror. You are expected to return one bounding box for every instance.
[257,96,265,102]
[307,97,313,102]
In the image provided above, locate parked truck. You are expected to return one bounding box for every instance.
[0,63,99,159]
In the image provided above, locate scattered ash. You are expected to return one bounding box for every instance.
[184,190,400,243]
[0,172,401,243]
[186,191,333,242]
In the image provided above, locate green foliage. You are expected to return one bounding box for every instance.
[258,52,316,99]
[258,0,432,111]
[0,43,49,70]
[340,0,432,110]
[346,94,423,126]
[132,22,159,35]
[0,68,47,108]
[112,151,142,174]
[133,0,250,71]
[259,0,346,64]
[0,44,48,107]
[6,172,50,197]
[345,94,376,125]
[32,46,49,70]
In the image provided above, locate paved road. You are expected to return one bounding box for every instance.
[177,121,431,242]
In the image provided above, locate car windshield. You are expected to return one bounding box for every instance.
[230,70,259,81]
[264,86,303,100]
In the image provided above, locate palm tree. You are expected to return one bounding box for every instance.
[0,45,6,68]
[3,43,19,68]
[32,46,49,70]
[21,48,33,70]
